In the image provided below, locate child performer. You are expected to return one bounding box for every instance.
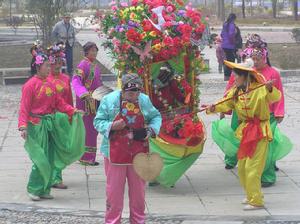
[47,43,74,189]
[94,73,162,223]
[206,60,281,210]
[18,54,85,201]
[72,42,102,166]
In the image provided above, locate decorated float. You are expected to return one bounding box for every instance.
[98,0,207,187]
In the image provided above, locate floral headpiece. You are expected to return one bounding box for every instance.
[35,53,48,66]
[47,43,66,64]
[241,33,268,63]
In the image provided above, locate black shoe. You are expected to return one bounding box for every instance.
[149,181,160,187]
[80,161,100,166]
[261,182,274,188]
[225,164,234,170]
[274,165,279,172]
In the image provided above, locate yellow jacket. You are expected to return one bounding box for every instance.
[213,82,281,141]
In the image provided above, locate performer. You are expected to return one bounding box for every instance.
[18,54,85,201]
[94,73,162,224]
[72,42,102,166]
[207,60,281,210]
[47,44,73,189]
[30,40,44,77]
[217,34,292,188]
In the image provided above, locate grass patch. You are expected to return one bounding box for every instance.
[0,42,111,73]
[268,43,300,69]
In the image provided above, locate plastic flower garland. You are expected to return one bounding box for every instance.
[98,0,206,74]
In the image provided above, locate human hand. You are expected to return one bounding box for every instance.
[275,117,284,124]
[220,113,225,120]
[21,129,27,140]
[112,119,126,131]
[265,80,274,92]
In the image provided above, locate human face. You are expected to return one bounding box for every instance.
[51,59,63,74]
[234,71,246,88]
[123,90,140,102]
[252,55,266,70]
[64,17,71,24]
[86,47,98,61]
[38,61,50,78]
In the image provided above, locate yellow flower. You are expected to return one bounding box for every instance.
[126,102,136,111]
[136,6,143,11]
[152,43,162,52]
[130,6,135,11]
[141,32,147,39]
[56,84,64,93]
[149,31,157,37]
[130,12,136,20]
[45,87,53,96]
[134,108,140,114]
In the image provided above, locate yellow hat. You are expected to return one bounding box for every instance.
[224,60,266,84]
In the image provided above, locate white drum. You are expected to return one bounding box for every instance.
[92,85,114,101]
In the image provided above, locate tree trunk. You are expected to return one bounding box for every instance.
[242,0,246,18]
[294,0,298,21]
[220,0,225,21]
[250,0,253,16]
[272,0,277,18]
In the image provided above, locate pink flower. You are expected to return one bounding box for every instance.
[35,55,44,65]
[120,2,128,7]
[112,5,118,10]
[166,6,173,13]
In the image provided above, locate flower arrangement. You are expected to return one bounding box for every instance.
[161,113,204,146]
[98,0,207,74]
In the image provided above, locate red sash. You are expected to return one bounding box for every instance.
[238,117,264,160]
[109,96,149,164]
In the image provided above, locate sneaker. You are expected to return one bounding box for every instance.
[52,183,68,189]
[261,182,274,188]
[243,204,264,211]
[241,198,248,205]
[40,194,54,200]
[225,164,234,170]
[28,193,41,201]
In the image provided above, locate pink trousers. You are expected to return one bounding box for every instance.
[104,158,146,224]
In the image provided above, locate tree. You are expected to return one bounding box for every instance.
[217,0,225,21]
[293,0,298,20]
[242,0,246,18]
[272,0,278,18]
[26,0,65,46]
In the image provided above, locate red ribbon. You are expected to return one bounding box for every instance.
[238,117,264,160]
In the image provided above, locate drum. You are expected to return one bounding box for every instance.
[92,85,114,101]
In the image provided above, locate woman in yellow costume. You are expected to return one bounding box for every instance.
[206,60,281,210]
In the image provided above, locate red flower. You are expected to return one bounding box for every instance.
[126,29,142,43]
[173,37,182,48]
[142,20,153,32]
[131,0,138,6]
[163,21,174,28]
[182,34,191,44]
[163,36,174,47]
[152,39,161,45]
[186,137,202,146]
[178,24,193,36]
[137,67,144,75]
[176,0,184,6]
[160,49,170,59]
[195,24,206,34]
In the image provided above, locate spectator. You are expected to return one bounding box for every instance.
[221,13,237,81]
[52,13,76,76]
[211,34,225,74]
[235,26,243,63]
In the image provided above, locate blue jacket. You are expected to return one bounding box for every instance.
[93,90,162,157]
[221,22,236,50]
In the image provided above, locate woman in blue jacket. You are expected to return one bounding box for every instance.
[94,73,162,224]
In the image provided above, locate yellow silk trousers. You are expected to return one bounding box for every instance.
[238,138,269,206]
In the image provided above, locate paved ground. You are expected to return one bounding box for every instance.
[0,67,300,223]
[1,28,300,223]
